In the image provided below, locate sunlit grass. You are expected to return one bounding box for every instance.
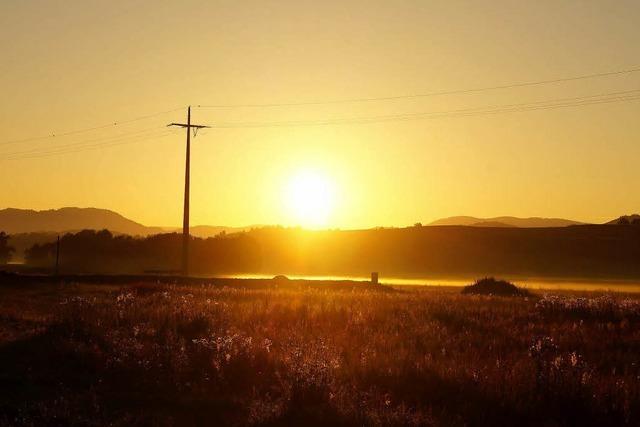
[1,283,639,425]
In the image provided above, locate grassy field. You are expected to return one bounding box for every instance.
[1,278,639,426]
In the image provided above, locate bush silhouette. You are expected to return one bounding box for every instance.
[461,277,529,297]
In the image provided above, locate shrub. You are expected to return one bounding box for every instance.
[461,277,529,297]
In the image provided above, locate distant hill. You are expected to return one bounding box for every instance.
[607,214,640,225]
[0,207,162,236]
[429,216,584,228]
[0,207,252,238]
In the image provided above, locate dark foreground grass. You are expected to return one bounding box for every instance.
[1,280,639,426]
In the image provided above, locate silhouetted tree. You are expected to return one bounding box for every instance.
[0,232,14,264]
[619,217,630,225]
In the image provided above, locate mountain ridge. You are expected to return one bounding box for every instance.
[3,207,637,237]
[0,207,250,237]
[0,207,158,235]
[428,216,585,228]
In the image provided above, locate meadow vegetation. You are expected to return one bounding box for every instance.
[1,280,639,426]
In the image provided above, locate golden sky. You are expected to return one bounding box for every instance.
[1,1,639,228]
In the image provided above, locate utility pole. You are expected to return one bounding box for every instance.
[168,106,210,276]
[55,235,60,276]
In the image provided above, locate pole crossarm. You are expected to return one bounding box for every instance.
[167,123,210,129]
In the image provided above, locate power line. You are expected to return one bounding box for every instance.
[4,66,640,148]
[0,106,185,147]
[6,89,638,159]
[3,130,172,160]
[3,92,637,159]
[2,126,166,158]
[4,131,174,161]
[201,89,640,128]
[196,66,640,109]
[3,129,174,161]
[4,75,640,158]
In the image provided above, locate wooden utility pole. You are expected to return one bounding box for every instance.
[168,106,210,276]
[55,235,60,276]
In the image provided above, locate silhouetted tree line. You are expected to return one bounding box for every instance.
[0,232,14,264]
[25,230,260,274]
[24,225,640,279]
[617,217,640,225]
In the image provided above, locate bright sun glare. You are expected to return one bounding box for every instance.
[285,170,335,228]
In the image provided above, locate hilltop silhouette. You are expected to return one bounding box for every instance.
[428,216,584,228]
[4,207,622,236]
[0,207,250,237]
[0,207,160,235]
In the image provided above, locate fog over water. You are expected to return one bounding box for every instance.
[226,274,640,293]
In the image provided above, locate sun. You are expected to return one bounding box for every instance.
[284,170,336,228]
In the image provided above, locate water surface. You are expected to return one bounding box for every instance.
[226,273,640,293]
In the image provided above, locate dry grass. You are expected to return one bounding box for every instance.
[1,281,639,426]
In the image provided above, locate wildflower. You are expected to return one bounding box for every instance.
[529,336,557,357]
[570,352,578,367]
[116,292,135,304]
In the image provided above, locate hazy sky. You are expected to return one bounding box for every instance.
[1,0,639,228]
